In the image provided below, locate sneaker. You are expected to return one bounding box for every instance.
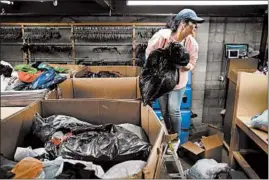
[166,139,180,155]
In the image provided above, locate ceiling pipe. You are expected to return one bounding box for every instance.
[0,12,264,17]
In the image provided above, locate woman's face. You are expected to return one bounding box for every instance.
[180,20,198,37]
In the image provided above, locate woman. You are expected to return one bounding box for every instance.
[145,9,204,151]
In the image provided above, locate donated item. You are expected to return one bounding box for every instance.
[117,123,148,142]
[15,64,37,74]
[42,157,64,179]
[139,42,190,106]
[54,67,67,73]
[0,168,15,179]
[14,147,47,162]
[11,157,43,179]
[56,162,100,179]
[0,64,13,77]
[1,60,13,69]
[29,69,66,90]
[63,159,104,178]
[32,114,151,166]
[18,71,42,83]
[250,109,268,132]
[186,159,230,179]
[12,81,30,91]
[83,71,122,78]
[102,160,146,179]
[181,132,223,162]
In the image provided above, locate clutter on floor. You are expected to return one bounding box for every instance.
[185,159,230,179]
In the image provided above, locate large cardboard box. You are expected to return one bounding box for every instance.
[1,99,165,179]
[180,126,224,162]
[74,65,141,78]
[49,77,141,99]
[49,64,87,78]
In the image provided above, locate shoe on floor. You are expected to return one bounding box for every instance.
[166,139,180,155]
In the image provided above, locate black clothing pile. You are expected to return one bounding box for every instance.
[139,42,190,106]
[81,71,122,78]
[32,114,151,169]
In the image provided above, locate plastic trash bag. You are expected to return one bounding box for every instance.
[139,42,189,106]
[117,123,148,142]
[250,109,268,132]
[14,147,47,162]
[102,160,146,179]
[186,159,230,179]
[32,114,151,167]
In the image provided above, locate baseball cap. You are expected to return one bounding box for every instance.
[175,9,204,23]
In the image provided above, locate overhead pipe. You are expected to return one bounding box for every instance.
[0,12,265,17]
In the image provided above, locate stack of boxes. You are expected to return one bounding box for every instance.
[152,72,193,144]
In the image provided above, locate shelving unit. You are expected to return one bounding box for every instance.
[228,72,268,179]
[0,22,166,66]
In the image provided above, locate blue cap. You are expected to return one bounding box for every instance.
[175,9,204,23]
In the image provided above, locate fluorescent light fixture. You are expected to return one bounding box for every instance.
[127,1,268,6]
[1,0,13,5]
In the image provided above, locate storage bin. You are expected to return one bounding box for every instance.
[179,130,189,144]
[181,110,191,129]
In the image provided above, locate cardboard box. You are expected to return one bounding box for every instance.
[74,65,141,78]
[1,99,165,179]
[49,64,87,78]
[227,58,258,83]
[49,77,141,99]
[180,125,224,162]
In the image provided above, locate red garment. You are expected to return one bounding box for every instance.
[18,71,42,83]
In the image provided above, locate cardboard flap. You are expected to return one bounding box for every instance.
[201,134,223,150]
[163,134,177,143]
[181,141,205,155]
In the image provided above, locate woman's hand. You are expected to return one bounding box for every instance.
[181,64,191,71]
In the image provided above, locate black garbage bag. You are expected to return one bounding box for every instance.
[32,114,151,167]
[139,42,190,106]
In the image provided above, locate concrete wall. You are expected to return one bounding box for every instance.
[0,16,263,125]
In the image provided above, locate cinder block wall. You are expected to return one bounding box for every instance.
[0,16,263,125]
[203,17,263,125]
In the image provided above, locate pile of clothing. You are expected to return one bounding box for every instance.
[0,114,150,179]
[1,61,67,92]
[81,71,123,78]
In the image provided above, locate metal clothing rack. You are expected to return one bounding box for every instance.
[1,22,166,65]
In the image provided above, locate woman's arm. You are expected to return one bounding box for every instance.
[182,35,199,71]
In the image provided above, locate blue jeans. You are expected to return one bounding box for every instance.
[158,87,186,138]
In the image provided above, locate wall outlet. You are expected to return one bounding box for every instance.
[219,75,224,81]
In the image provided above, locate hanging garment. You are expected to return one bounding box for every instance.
[11,157,43,179]
[14,64,38,74]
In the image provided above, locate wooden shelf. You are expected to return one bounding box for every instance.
[232,151,260,179]
[236,116,268,154]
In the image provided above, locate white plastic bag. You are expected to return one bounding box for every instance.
[187,159,230,179]
[102,160,146,179]
[14,147,47,162]
[250,110,268,132]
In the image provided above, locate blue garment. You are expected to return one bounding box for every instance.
[158,87,186,139]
